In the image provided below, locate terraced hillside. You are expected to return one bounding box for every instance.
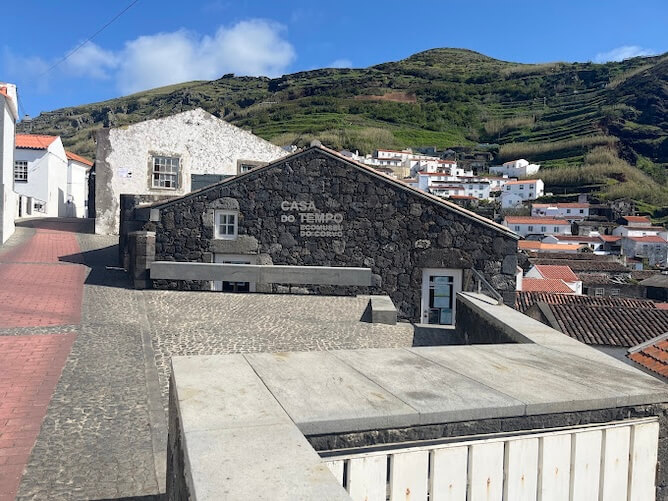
[19,48,668,193]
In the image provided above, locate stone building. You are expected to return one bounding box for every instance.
[124,146,519,323]
[94,108,288,234]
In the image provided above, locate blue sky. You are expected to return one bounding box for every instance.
[3,0,667,118]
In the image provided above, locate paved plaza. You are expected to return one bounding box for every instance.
[0,218,417,500]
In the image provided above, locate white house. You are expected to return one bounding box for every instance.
[613,224,668,240]
[0,83,18,243]
[94,108,289,234]
[490,158,540,177]
[14,134,69,218]
[503,216,571,237]
[525,264,583,294]
[542,234,604,253]
[65,151,93,218]
[621,236,668,267]
[501,179,544,208]
[531,202,590,220]
[621,215,652,227]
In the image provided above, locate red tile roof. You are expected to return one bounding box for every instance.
[15,134,58,150]
[628,334,668,379]
[519,241,584,252]
[533,265,579,282]
[529,259,630,272]
[623,216,651,224]
[448,195,477,200]
[65,151,93,167]
[515,293,666,347]
[628,235,667,243]
[505,217,570,225]
[620,226,666,232]
[0,86,8,98]
[598,235,622,242]
[522,278,574,293]
[553,235,600,243]
[655,303,668,310]
[514,292,654,313]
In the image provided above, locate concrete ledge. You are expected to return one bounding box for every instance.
[150,262,373,286]
[368,295,397,325]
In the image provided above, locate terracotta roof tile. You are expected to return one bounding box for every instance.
[514,292,655,313]
[628,235,667,243]
[519,242,584,252]
[529,259,630,272]
[623,216,651,224]
[0,86,7,98]
[15,134,58,150]
[65,151,93,167]
[522,278,574,293]
[505,179,541,185]
[628,334,668,378]
[533,265,579,282]
[598,235,622,242]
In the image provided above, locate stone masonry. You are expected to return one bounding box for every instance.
[133,147,519,322]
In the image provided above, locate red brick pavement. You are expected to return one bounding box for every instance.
[0,220,85,500]
[0,334,76,501]
[0,264,85,328]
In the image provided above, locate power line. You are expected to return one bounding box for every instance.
[38,0,140,78]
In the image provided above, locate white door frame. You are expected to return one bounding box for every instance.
[420,268,463,325]
[212,254,256,292]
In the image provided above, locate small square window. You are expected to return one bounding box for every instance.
[595,288,605,297]
[541,226,546,232]
[214,210,238,240]
[554,226,560,232]
[528,225,534,232]
[514,226,520,231]
[566,209,571,214]
[610,289,620,296]
[152,156,179,189]
[14,160,27,182]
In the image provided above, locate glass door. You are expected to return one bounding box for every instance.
[428,275,454,325]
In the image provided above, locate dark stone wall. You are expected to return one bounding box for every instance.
[310,403,668,500]
[142,149,518,321]
[166,374,190,501]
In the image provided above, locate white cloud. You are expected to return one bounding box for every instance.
[64,43,118,80]
[2,19,296,96]
[117,20,296,94]
[594,45,656,63]
[327,59,353,68]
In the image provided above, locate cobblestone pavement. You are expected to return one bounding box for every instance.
[2,218,419,500]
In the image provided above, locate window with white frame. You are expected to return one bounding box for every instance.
[14,160,27,182]
[528,225,534,232]
[514,226,520,231]
[554,226,560,232]
[595,288,605,296]
[541,226,546,232]
[152,156,179,189]
[214,210,238,240]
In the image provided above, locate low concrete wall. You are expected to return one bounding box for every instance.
[150,262,373,287]
[368,295,397,325]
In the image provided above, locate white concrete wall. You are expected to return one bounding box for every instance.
[0,84,18,243]
[14,138,68,217]
[505,222,571,237]
[95,108,288,234]
[67,160,89,217]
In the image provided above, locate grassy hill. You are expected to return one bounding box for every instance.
[19,48,668,206]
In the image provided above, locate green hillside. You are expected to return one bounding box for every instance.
[18,48,668,206]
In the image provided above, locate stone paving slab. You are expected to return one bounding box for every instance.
[0,334,76,501]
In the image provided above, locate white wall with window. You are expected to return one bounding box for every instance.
[95,108,289,235]
[420,269,463,325]
[13,160,27,182]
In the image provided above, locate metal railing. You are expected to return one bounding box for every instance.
[470,268,504,305]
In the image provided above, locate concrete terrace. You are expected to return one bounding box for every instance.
[0,219,417,500]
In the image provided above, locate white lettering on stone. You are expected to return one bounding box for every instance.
[280,200,344,238]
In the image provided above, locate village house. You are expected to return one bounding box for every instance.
[121,146,520,325]
[501,179,544,208]
[524,264,582,294]
[531,202,590,220]
[0,83,18,243]
[613,222,668,240]
[65,151,93,218]
[490,158,540,177]
[541,234,604,253]
[13,134,72,217]
[94,108,289,235]
[622,236,668,267]
[503,216,571,238]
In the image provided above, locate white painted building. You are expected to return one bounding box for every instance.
[501,179,544,208]
[503,216,571,237]
[65,151,93,218]
[490,158,540,177]
[613,224,668,240]
[0,83,18,243]
[417,172,491,200]
[532,202,590,220]
[14,134,69,218]
[94,108,289,234]
[621,236,668,267]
